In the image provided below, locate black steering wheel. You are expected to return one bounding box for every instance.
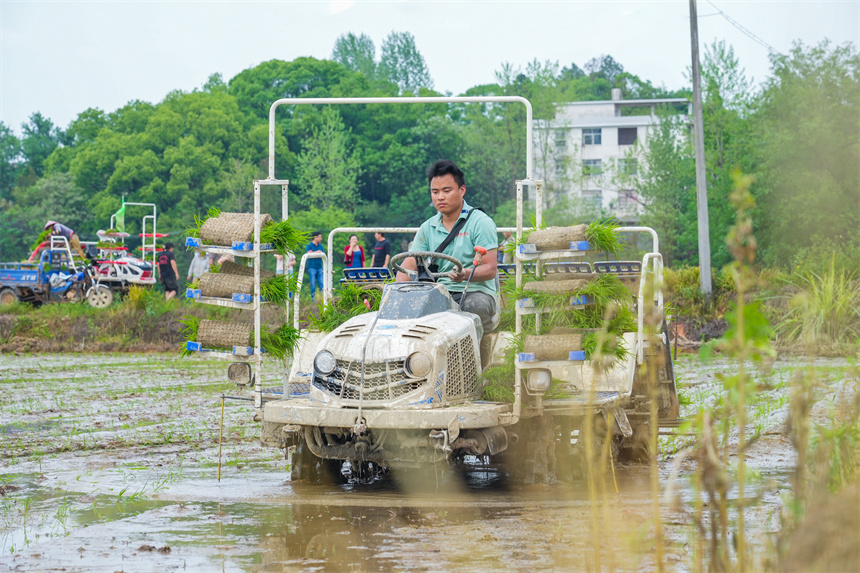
[389,251,464,282]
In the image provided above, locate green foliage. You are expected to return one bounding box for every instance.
[778,258,860,349]
[757,41,860,269]
[378,31,434,94]
[294,107,362,211]
[308,284,383,332]
[332,32,377,79]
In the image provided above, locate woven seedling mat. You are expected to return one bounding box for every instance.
[523,278,593,295]
[527,224,588,251]
[523,333,583,360]
[198,273,255,298]
[220,260,275,281]
[197,320,252,349]
[199,212,274,246]
[540,270,594,282]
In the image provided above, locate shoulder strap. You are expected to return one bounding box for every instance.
[434,208,478,255]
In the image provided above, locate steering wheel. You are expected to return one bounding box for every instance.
[389,251,464,281]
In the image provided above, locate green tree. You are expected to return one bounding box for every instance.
[21,112,61,178]
[378,31,434,94]
[755,40,860,270]
[295,107,362,211]
[0,122,21,201]
[635,41,760,268]
[332,32,376,79]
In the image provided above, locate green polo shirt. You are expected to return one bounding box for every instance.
[411,200,498,295]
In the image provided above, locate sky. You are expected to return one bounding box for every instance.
[1,0,857,135]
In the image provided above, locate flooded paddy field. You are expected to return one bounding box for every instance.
[0,353,855,572]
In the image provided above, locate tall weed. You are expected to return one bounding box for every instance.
[778,257,860,350]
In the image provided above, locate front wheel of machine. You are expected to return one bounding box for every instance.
[86,286,114,308]
[0,288,19,306]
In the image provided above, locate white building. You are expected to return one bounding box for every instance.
[533,89,688,223]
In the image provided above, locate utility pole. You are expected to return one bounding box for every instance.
[689,0,713,297]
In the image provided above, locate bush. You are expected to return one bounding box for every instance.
[777,257,860,351]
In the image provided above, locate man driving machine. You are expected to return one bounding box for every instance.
[395,160,499,338]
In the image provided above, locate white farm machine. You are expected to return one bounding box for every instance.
[215,96,679,484]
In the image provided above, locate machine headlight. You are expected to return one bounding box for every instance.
[526,368,552,393]
[314,350,337,376]
[404,351,432,378]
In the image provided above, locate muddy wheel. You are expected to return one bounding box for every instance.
[494,416,558,485]
[86,285,114,308]
[289,437,346,485]
[0,288,19,306]
[574,415,619,478]
[616,421,652,463]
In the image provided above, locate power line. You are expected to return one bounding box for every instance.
[705,0,776,53]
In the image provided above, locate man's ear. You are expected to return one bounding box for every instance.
[459,186,466,198]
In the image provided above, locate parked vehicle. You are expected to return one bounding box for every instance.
[0,238,93,306]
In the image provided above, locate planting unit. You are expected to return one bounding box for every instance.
[183,190,295,409]
[217,96,680,484]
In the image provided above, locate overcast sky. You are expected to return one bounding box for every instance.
[1,0,857,135]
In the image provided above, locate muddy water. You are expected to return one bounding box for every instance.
[0,353,831,572]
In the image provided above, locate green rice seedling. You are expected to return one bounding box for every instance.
[260,273,299,306]
[29,229,51,252]
[184,207,221,240]
[481,335,571,402]
[581,330,629,361]
[260,220,310,256]
[514,273,632,310]
[309,284,383,332]
[585,219,624,258]
[257,323,303,361]
[178,315,201,357]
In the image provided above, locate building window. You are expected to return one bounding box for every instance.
[554,129,567,150]
[618,158,638,176]
[582,128,602,145]
[582,159,603,176]
[554,159,565,177]
[618,127,638,145]
[584,190,603,209]
[619,190,638,204]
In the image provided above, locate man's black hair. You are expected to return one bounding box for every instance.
[427,159,465,188]
[376,231,386,238]
[165,242,174,250]
[311,231,322,238]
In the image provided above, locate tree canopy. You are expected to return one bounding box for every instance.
[0,34,855,277]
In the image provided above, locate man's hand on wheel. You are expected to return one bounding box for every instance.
[448,267,471,282]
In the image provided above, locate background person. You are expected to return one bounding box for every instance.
[186,250,209,286]
[344,234,365,268]
[44,220,86,259]
[306,231,325,301]
[370,231,391,269]
[157,242,180,300]
[395,159,499,336]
